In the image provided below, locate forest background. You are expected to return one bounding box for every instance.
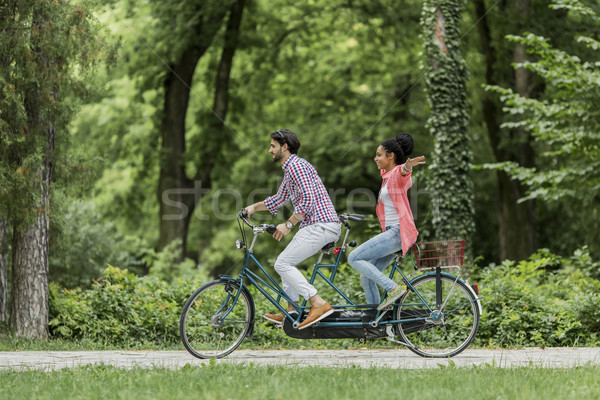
[1,0,599,344]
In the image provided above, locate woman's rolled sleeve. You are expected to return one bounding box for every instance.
[393,165,413,191]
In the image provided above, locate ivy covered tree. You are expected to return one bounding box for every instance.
[0,0,102,337]
[421,0,475,245]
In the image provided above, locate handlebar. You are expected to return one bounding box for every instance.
[339,213,366,222]
[239,210,277,234]
[238,210,365,234]
[339,213,366,229]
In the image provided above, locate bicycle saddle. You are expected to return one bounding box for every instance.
[321,242,335,251]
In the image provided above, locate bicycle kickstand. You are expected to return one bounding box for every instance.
[385,325,418,350]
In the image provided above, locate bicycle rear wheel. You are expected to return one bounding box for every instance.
[180,279,253,359]
[395,273,479,358]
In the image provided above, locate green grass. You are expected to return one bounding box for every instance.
[1,364,599,400]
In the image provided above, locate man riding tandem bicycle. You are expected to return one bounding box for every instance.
[179,130,483,359]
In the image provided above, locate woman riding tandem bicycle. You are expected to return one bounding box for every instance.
[179,129,482,359]
[348,133,426,309]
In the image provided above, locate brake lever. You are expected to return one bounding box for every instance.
[239,209,255,228]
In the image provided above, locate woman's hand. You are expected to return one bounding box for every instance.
[405,155,426,170]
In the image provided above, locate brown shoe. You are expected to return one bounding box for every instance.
[263,312,284,325]
[263,310,298,325]
[298,302,334,330]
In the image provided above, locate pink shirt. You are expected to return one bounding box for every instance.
[375,164,419,255]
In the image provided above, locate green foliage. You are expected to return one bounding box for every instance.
[47,247,600,349]
[473,247,600,347]
[482,2,600,204]
[48,200,206,288]
[47,262,363,349]
[421,0,475,245]
[69,0,434,273]
[67,73,160,243]
[145,239,198,282]
[0,0,106,224]
[49,200,149,288]
[48,266,208,345]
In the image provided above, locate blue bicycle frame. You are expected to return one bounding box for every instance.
[225,214,481,331]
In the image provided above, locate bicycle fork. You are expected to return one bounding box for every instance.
[219,276,257,339]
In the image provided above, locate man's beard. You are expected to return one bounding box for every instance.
[273,149,284,163]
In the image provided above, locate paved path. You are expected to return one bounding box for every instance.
[1,348,599,370]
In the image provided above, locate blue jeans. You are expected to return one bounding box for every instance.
[347,226,402,304]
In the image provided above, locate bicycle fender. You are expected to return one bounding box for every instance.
[409,272,483,316]
[464,279,483,316]
[217,275,256,338]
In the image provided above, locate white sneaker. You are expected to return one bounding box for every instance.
[377,285,407,310]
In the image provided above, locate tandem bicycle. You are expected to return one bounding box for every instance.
[179,210,483,359]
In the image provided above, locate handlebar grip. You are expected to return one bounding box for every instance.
[347,214,365,222]
[266,225,277,234]
[241,211,248,218]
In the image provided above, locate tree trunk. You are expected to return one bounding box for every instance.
[196,0,246,186]
[157,48,204,256]
[509,0,538,257]
[0,218,8,323]
[158,0,245,261]
[9,122,52,339]
[474,0,538,261]
[157,5,231,258]
[8,6,54,339]
[10,206,50,339]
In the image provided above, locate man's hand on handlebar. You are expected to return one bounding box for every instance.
[272,223,291,241]
[243,202,268,219]
[243,205,255,219]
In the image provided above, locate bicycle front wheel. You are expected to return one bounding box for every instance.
[180,279,253,359]
[395,273,479,358]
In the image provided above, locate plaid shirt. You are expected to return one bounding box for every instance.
[264,154,340,229]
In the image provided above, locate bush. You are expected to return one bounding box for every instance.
[473,247,600,347]
[48,248,600,348]
[47,261,374,349]
[49,266,208,346]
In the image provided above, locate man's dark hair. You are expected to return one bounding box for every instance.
[381,132,414,164]
[270,129,301,154]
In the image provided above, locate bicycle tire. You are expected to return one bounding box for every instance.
[395,273,479,358]
[180,279,253,359]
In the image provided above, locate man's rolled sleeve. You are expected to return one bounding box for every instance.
[263,195,281,215]
[263,181,290,215]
